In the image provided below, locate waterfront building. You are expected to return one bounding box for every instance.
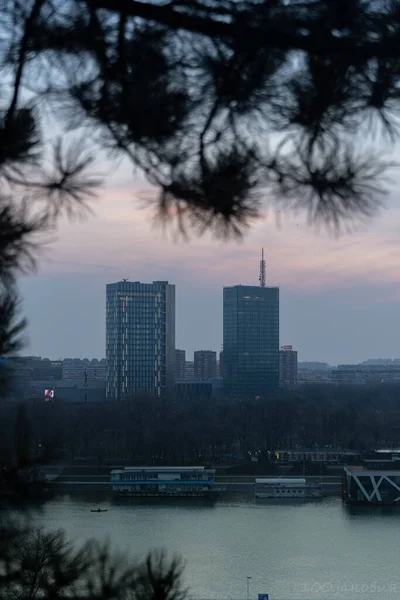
[223,250,279,400]
[274,449,361,463]
[194,350,217,380]
[110,466,216,497]
[343,454,400,504]
[279,346,298,387]
[175,349,186,381]
[106,280,175,400]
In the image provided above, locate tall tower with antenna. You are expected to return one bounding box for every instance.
[223,247,279,399]
[259,248,266,287]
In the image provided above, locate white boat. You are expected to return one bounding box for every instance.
[110,466,216,497]
[255,477,323,499]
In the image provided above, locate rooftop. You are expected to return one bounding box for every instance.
[345,464,400,474]
[110,466,213,473]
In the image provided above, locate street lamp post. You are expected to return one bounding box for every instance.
[247,576,252,600]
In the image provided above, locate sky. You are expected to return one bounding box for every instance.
[18,162,400,366]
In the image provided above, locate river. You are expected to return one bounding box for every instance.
[19,494,400,600]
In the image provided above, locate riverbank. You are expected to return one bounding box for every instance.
[41,465,342,496]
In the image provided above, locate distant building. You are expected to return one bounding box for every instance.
[219,351,224,377]
[332,365,400,385]
[106,280,175,400]
[175,349,186,381]
[279,346,298,387]
[210,376,224,401]
[298,361,330,371]
[62,358,106,381]
[30,380,106,404]
[194,350,217,380]
[360,359,394,366]
[175,381,212,403]
[297,361,332,384]
[6,361,33,399]
[298,370,332,385]
[5,357,63,399]
[223,253,279,400]
[7,356,62,382]
[184,361,194,380]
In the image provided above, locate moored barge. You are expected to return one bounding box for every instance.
[255,477,323,499]
[111,466,216,497]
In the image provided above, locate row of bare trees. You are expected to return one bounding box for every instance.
[2,384,400,468]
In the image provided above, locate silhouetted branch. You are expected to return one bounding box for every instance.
[0,523,188,600]
[0,292,26,392]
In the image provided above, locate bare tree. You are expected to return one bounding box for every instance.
[131,550,187,600]
[0,523,187,600]
[2,527,86,600]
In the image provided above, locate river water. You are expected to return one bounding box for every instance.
[21,494,400,600]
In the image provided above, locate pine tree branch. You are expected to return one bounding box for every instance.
[84,0,400,61]
[7,0,46,120]
[84,0,233,38]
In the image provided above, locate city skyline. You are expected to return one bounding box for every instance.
[17,173,400,365]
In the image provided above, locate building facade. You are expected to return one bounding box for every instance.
[279,346,298,387]
[175,349,186,381]
[223,284,279,400]
[194,350,217,380]
[62,358,106,381]
[343,455,400,504]
[106,280,175,400]
[175,381,213,403]
[184,361,194,380]
[332,365,400,385]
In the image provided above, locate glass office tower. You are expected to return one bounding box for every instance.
[106,280,175,400]
[223,285,279,399]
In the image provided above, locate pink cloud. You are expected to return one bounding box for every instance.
[35,184,400,300]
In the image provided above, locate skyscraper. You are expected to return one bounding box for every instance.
[106,280,175,400]
[279,346,298,387]
[223,250,279,399]
[194,350,217,380]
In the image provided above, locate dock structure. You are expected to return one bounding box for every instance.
[343,454,400,504]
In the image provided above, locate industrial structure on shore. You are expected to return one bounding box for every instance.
[343,452,400,505]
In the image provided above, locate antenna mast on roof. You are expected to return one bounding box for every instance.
[259,248,266,287]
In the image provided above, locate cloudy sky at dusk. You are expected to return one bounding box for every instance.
[19,163,400,366]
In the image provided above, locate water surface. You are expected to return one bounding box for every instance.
[25,495,400,600]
